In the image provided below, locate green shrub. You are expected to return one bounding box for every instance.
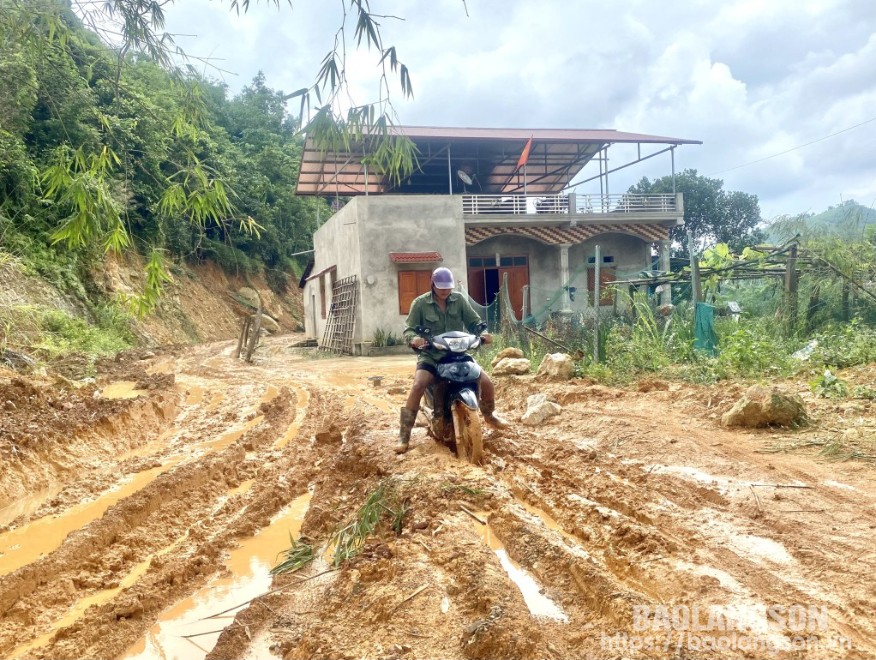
[202,239,259,275]
[810,369,848,398]
[714,319,795,378]
[810,319,876,368]
[36,309,132,358]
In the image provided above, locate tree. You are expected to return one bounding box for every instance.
[628,169,764,255]
[0,0,423,310]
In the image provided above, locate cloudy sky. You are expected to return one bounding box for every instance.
[163,0,876,219]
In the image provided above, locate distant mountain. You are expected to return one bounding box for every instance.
[765,200,876,243]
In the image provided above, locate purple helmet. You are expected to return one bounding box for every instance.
[431,267,454,290]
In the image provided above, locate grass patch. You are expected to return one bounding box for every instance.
[5,304,133,371]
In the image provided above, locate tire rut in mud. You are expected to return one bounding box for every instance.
[0,383,339,660]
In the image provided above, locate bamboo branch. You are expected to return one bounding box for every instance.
[750,483,814,489]
[199,569,337,621]
[459,504,487,525]
[391,584,430,612]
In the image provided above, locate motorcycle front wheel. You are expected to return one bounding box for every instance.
[451,400,484,465]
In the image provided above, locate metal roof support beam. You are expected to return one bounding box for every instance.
[316,152,359,194]
[447,144,452,194]
[566,145,675,189]
[504,151,595,193]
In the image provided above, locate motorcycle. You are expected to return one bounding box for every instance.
[413,323,487,464]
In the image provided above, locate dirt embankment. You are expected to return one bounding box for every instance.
[0,339,874,660]
[99,255,304,346]
[0,251,304,364]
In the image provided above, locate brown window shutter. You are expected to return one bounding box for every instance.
[398,271,418,314]
[398,270,435,314]
[416,270,432,295]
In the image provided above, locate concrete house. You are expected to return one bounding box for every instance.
[297,127,700,353]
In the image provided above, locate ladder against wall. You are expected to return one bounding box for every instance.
[320,275,359,355]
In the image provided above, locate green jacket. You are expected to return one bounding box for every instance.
[404,291,483,362]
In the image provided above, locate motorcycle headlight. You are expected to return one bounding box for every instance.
[445,336,470,352]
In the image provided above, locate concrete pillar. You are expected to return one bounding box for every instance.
[659,240,672,306]
[559,243,572,312]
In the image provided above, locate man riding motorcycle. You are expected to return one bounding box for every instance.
[395,266,507,454]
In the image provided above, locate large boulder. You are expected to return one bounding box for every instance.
[237,286,261,308]
[536,353,575,380]
[721,385,807,428]
[522,393,561,426]
[491,347,525,368]
[492,357,531,376]
[259,314,280,333]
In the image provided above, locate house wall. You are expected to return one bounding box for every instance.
[302,201,362,341]
[357,195,467,345]
[569,233,651,310]
[304,196,656,345]
[303,195,467,347]
[466,235,561,315]
[467,231,650,315]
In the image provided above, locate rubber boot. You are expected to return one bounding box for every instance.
[395,407,417,454]
[480,399,509,429]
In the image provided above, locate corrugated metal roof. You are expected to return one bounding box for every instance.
[391,126,701,145]
[296,125,701,197]
[389,251,443,263]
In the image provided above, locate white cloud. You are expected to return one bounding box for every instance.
[162,0,876,216]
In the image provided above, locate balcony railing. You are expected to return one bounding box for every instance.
[462,193,678,216]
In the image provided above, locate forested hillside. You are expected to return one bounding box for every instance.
[1,0,325,294]
[1,0,326,365]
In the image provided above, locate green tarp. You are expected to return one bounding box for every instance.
[694,302,718,355]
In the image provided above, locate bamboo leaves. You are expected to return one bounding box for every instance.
[127,248,173,317]
[42,146,129,254]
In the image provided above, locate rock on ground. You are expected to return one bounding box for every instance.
[237,287,261,308]
[259,314,280,333]
[492,357,531,376]
[491,347,525,368]
[721,385,807,428]
[536,353,575,380]
[522,393,562,426]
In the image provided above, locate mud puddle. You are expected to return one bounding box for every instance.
[275,385,309,450]
[0,463,176,576]
[514,497,593,559]
[9,535,188,660]
[0,413,269,576]
[473,515,568,622]
[123,491,313,660]
[100,380,148,400]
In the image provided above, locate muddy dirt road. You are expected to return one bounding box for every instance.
[0,337,874,659]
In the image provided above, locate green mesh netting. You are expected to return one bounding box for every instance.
[522,262,653,327]
[463,291,500,333]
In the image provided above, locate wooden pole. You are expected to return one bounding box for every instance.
[594,245,601,363]
[783,242,799,332]
[687,231,702,303]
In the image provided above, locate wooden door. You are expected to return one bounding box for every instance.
[588,268,616,306]
[498,266,529,319]
[467,268,487,306]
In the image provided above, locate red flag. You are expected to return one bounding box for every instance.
[516,136,533,170]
